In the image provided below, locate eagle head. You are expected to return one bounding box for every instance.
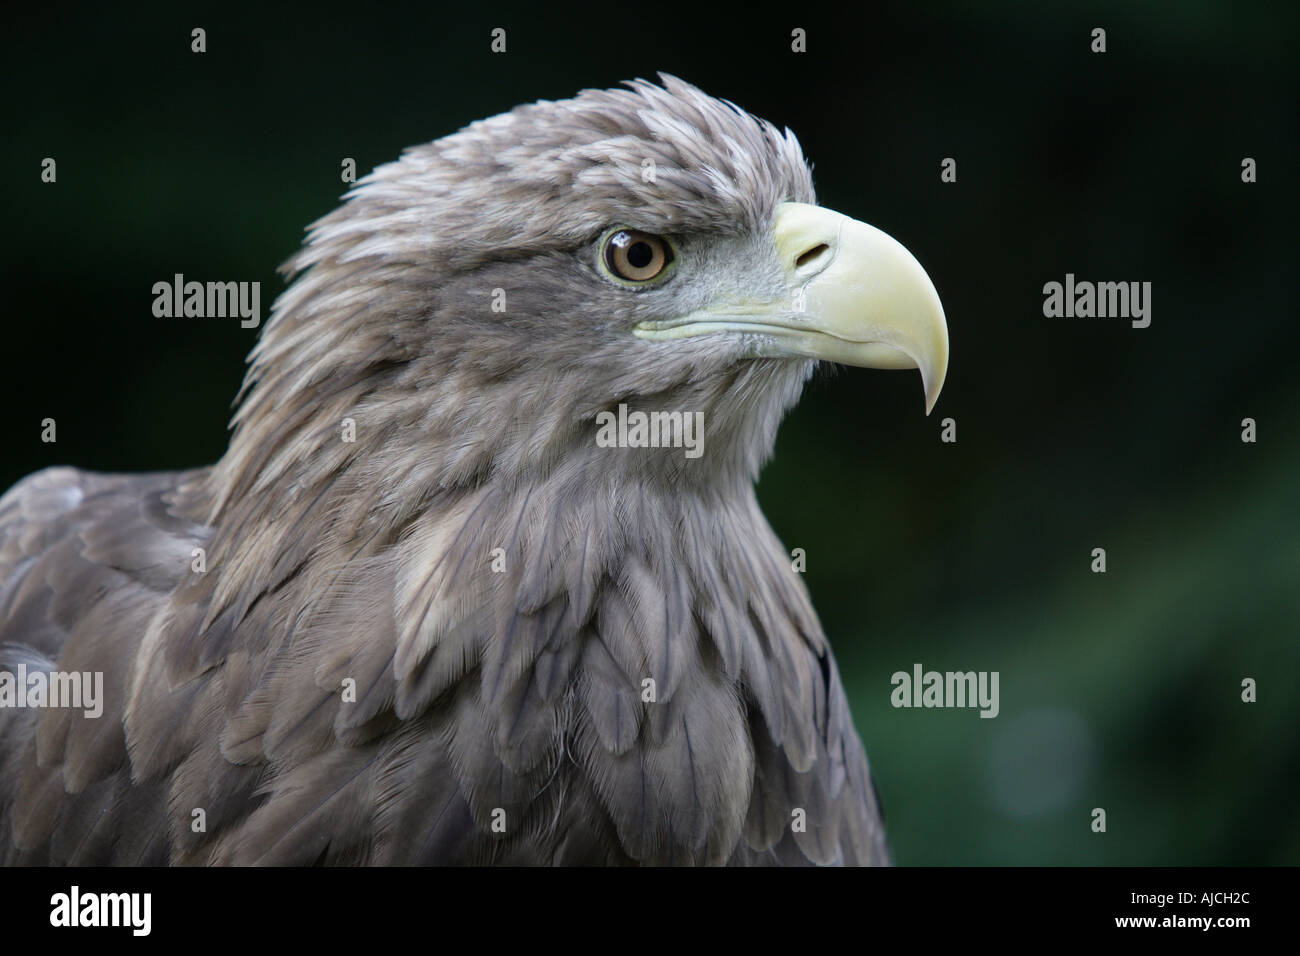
[212,74,947,513]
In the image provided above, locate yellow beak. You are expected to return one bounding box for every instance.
[635,201,949,414]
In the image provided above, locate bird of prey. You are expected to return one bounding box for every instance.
[0,76,947,866]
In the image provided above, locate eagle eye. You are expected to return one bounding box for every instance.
[601,229,675,285]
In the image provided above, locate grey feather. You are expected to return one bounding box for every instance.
[0,75,891,866]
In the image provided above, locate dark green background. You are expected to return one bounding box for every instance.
[4,2,1296,864]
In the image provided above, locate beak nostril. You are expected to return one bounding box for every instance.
[795,243,831,271]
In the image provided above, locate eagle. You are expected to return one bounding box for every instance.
[0,76,947,865]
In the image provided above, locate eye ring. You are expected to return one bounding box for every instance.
[599,229,675,286]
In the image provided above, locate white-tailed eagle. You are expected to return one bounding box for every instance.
[0,76,947,865]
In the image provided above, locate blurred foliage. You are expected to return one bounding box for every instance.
[2,1,1295,863]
